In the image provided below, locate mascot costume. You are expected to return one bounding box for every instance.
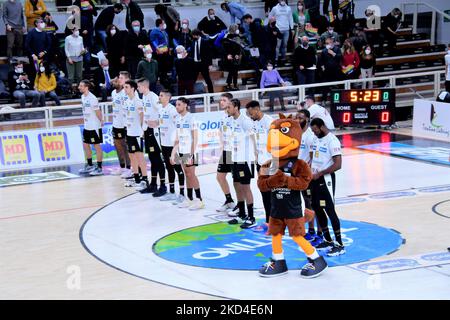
[258,114,328,278]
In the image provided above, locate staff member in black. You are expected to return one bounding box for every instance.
[190,29,214,94]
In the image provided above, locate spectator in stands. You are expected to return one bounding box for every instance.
[250,17,269,67]
[34,60,60,106]
[265,0,281,17]
[135,47,159,93]
[269,0,294,65]
[445,44,450,92]
[64,27,85,89]
[319,22,340,48]
[222,24,243,91]
[304,0,321,27]
[41,11,58,53]
[318,37,342,101]
[175,45,196,96]
[293,36,316,85]
[150,19,171,90]
[363,8,378,47]
[9,62,42,108]
[360,44,376,89]
[341,39,360,79]
[380,8,402,52]
[155,4,180,43]
[105,25,126,74]
[25,18,51,70]
[349,27,367,54]
[264,17,283,66]
[94,3,124,51]
[241,14,254,46]
[220,1,247,25]
[94,59,115,102]
[122,0,144,32]
[322,0,338,18]
[3,0,26,59]
[174,19,193,51]
[293,0,310,47]
[190,29,215,94]
[197,8,227,37]
[124,20,149,78]
[335,0,354,39]
[24,0,46,31]
[73,0,97,70]
[260,61,286,111]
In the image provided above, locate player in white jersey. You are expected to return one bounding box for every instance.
[156,89,185,201]
[137,78,166,195]
[170,97,204,210]
[309,117,345,257]
[111,71,131,178]
[78,80,104,176]
[246,100,273,232]
[295,109,322,245]
[123,80,149,190]
[216,92,236,213]
[303,95,335,130]
[227,98,257,229]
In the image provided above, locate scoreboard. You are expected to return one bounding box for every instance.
[330,89,396,126]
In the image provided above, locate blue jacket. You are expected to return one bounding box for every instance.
[149,28,169,52]
[227,2,247,24]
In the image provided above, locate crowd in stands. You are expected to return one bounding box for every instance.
[1,0,406,109]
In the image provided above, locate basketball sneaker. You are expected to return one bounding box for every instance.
[139,184,158,194]
[327,243,346,257]
[228,215,247,225]
[124,180,138,187]
[315,240,334,251]
[189,199,205,210]
[152,185,167,197]
[252,222,269,233]
[227,205,240,217]
[120,168,133,179]
[177,199,192,208]
[310,234,324,247]
[159,193,177,201]
[79,164,95,174]
[300,256,328,278]
[110,167,122,176]
[134,181,147,191]
[240,217,257,229]
[259,259,288,277]
[304,231,316,241]
[89,166,104,176]
[172,194,186,205]
[216,201,235,212]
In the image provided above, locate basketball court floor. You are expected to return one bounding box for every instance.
[1,127,449,300]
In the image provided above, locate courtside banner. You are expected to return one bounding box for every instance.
[0,127,84,171]
[192,111,222,165]
[413,99,450,141]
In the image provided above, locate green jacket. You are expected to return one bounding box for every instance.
[135,59,159,84]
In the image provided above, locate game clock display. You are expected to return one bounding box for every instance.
[331,89,396,126]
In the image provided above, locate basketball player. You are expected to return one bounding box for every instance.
[171,97,204,210]
[245,100,273,232]
[156,89,185,202]
[110,71,132,178]
[216,92,236,213]
[227,98,257,229]
[78,80,104,176]
[309,118,345,256]
[137,78,166,195]
[123,80,149,190]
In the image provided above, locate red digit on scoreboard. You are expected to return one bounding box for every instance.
[343,112,351,123]
[381,111,390,123]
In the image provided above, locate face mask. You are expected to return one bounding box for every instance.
[177,53,183,59]
[73,30,79,37]
[162,24,167,30]
[103,66,109,71]
[146,53,152,60]
[365,49,371,55]
[15,68,23,74]
[326,44,332,50]
[133,26,140,33]
[182,24,188,30]
[110,29,116,35]
[280,1,286,6]
[267,66,273,71]
[235,29,240,35]
[302,41,308,47]
[394,15,399,18]
[39,66,45,72]
[298,6,303,11]
[39,22,46,29]
[328,29,334,33]
[209,15,215,20]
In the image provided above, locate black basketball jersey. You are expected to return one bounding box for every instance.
[270,158,303,219]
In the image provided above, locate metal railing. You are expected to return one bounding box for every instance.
[1,69,445,130]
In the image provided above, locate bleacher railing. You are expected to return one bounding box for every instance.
[0,69,446,129]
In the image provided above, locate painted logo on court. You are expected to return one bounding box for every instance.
[153,220,403,270]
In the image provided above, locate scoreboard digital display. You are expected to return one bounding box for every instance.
[331,89,396,126]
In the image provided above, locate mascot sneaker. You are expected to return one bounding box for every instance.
[310,234,324,247]
[327,243,346,257]
[300,256,328,278]
[259,259,288,277]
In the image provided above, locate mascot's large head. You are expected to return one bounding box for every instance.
[267,114,302,159]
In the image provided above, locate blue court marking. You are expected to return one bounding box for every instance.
[418,185,450,193]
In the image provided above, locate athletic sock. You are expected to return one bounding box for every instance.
[247,203,254,219]
[321,227,333,243]
[150,176,157,186]
[160,178,166,188]
[97,161,102,169]
[334,229,343,246]
[187,188,193,201]
[120,162,125,169]
[134,173,140,184]
[180,187,185,196]
[126,165,131,169]
[317,230,323,237]
[195,188,202,201]
[225,193,233,203]
[308,228,316,234]
[142,176,149,186]
[237,201,246,218]
[169,183,175,194]
[87,158,93,166]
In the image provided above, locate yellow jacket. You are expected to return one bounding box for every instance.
[35,73,57,92]
[25,0,47,29]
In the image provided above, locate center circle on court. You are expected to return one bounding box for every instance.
[153,219,404,270]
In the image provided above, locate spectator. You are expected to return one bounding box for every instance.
[9,62,42,108]
[64,27,85,89]
[3,0,26,59]
[269,0,294,64]
[360,44,376,89]
[135,46,159,93]
[73,0,97,68]
[220,1,247,25]
[264,17,283,65]
[304,0,321,27]
[174,19,193,51]
[94,59,116,102]
[260,61,286,112]
[174,45,196,96]
[122,0,144,32]
[318,37,342,101]
[293,1,310,32]
[222,24,243,91]
[319,23,340,48]
[105,25,126,74]
[265,0,280,17]
[124,20,149,78]
[335,0,354,38]
[24,0,46,30]
[341,39,360,79]
[349,27,367,54]
[190,29,214,94]
[94,3,124,50]
[363,8,379,47]
[34,60,60,106]
[302,94,335,129]
[25,18,51,70]
[322,0,338,18]
[41,11,58,56]
[250,17,269,66]
[155,3,180,43]
[293,36,316,85]
[380,8,402,52]
[150,19,171,89]
[241,14,253,46]
[197,8,227,37]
